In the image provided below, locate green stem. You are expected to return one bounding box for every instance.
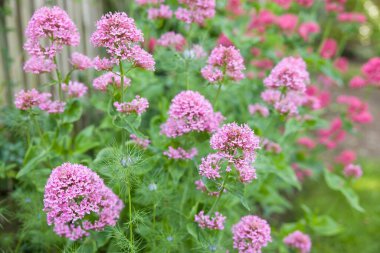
[208,175,228,214]
[119,61,126,151]
[153,203,156,228]
[213,82,223,108]
[318,17,333,53]
[128,186,133,242]
[31,114,44,144]
[53,56,63,101]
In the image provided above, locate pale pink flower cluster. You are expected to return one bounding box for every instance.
[157,32,186,51]
[297,137,316,149]
[262,57,310,116]
[338,12,366,23]
[161,90,223,137]
[70,52,93,70]
[175,0,216,25]
[202,45,245,83]
[361,57,380,86]
[91,12,155,70]
[14,89,65,114]
[232,215,272,253]
[325,0,347,13]
[43,163,123,240]
[24,6,79,58]
[191,44,207,59]
[92,56,115,71]
[148,5,173,20]
[164,146,198,160]
[298,22,320,41]
[62,81,88,98]
[343,164,362,179]
[194,210,226,230]
[93,72,128,91]
[264,57,309,92]
[276,14,298,33]
[199,123,260,183]
[262,139,282,154]
[337,95,373,124]
[23,57,56,74]
[114,96,149,115]
[130,134,150,149]
[248,104,269,117]
[320,39,337,59]
[283,231,312,253]
[317,117,346,149]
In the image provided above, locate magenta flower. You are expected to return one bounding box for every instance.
[296,0,314,7]
[14,89,50,110]
[283,230,312,253]
[232,215,272,253]
[70,52,93,70]
[298,22,320,41]
[39,100,66,114]
[24,6,79,58]
[161,90,224,137]
[23,57,56,74]
[349,76,367,88]
[163,146,198,160]
[325,0,347,13]
[92,56,115,71]
[320,39,337,59]
[136,0,164,5]
[175,0,216,25]
[276,14,298,33]
[43,163,124,240]
[199,153,224,179]
[62,81,88,98]
[361,57,380,86]
[128,45,156,71]
[194,211,226,230]
[262,139,282,154]
[202,45,245,83]
[335,150,356,166]
[343,164,363,179]
[273,0,292,9]
[247,10,276,33]
[114,96,149,115]
[338,12,366,23]
[157,32,187,51]
[297,137,316,149]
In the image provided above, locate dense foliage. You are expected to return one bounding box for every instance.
[0,0,379,252]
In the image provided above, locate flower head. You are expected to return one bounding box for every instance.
[70,52,93,70]
[148,5,173,20]
[24,6,79,58]
[164,146,198,160]
[194,211,226,230]
[283,231,312,253]
[298,22,320,41]
[161,90,223,137]
[43,163,124,240]
[93,72,129,91]
[343,164,362,179]
[114,96,149,115]
[23,57,56,74]
[62,81,88,98]
[14,89,50,110]
[175,0,216,25]
[320,39,337,59]
[157,32,186,51]
[130,134,150,149]
[362,57,380,86]
[232,215,272,253]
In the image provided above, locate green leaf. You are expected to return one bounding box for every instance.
[62,100,83,123]
[309,215,342,236]
[186,223,198,240]
[74,126,99,154]
[324,169,364,212]
[17,147,48,178]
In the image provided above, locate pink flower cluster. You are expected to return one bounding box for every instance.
[175,0,216,25]
[194,210,226,230]
[70,52,93,70]
[130,134,150,149]
[334,57,349,73]
[62,81,88,98]
[232,215,272,253]
[148,5,173,20]
[335,150,356,166]
[325,0,347,13]
[248,104,269,117]
[157,32,186,51]
[361,57,380,86]
[338,12,366,23]
[194,180,223,197]
[317,117,346,149]
[248,10,276,33]
[262,57,310,116]
[202,45,245,83]
[24,6,79,58]
[273,0,292,9]
[93,56,115,71]
[114,96,149,115]
[198,123,260,183]
[93,72,128,91]
[14,89,65,114]
[163,146,198,160]
[337,95,373,124]
[320,38,337,59]
[264,57,309,92]
[91,12,155,70]
[297,137,316,149]
[23,57,56,74]
[298,22,320,42]
[161,90,223,137]
[276,14,298,33]
[349,76,366,88]
[283,230,312,253]
[343,164,362,179]
[43,163,124,240]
